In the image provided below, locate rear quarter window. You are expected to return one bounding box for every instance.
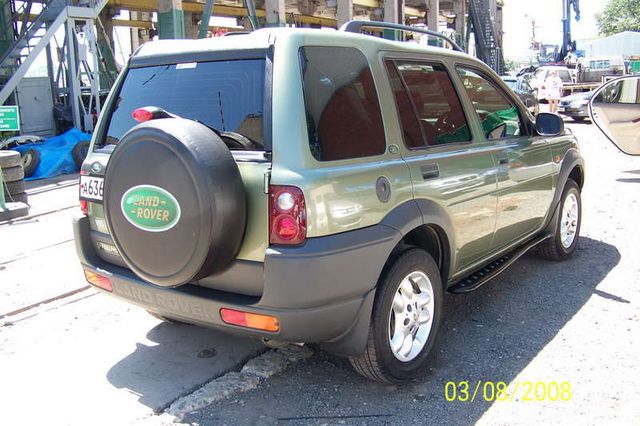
[100,59,266,150]
[300,46,386,161]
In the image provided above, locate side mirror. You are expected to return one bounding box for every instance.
[589,75,640,155]
[535,112,565,136]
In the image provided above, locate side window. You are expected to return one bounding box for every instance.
[386,60,471,148]
[300,46,386,161]
[457,67,524,140]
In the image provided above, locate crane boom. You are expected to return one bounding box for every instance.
[558,0,581,62]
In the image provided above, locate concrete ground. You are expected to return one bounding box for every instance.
[0,174,266,425]
[1,117,639,425]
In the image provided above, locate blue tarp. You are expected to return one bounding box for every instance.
[13,128,91,181]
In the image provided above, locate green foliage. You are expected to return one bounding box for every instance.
[503,58,516,73]
[0,131,17,141]
[597,0,640,36]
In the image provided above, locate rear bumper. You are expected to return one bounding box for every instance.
[74,215,397,349]
[558,106,588,117]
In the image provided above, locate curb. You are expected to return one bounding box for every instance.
[165,345,314,422]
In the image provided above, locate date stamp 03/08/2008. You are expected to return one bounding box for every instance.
[444,381,573,403]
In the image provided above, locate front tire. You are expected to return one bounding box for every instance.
[536,179,581,261]
[349,249,443,383]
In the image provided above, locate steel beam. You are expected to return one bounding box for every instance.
[198,0,214,37]
[157,0,185,39]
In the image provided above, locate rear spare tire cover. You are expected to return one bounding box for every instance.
[103,118,246,287]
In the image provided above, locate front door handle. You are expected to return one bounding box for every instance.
[421,163,440,180]
[497,153,509,165]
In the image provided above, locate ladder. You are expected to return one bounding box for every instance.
[0,0,108,106]
[468,0,505,74]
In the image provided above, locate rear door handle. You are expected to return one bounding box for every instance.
[421,163,440,180]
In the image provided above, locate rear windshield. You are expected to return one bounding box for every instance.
[99,59,266,150]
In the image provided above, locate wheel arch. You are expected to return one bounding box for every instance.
[568,163,584,190]
[556,148,585,204]
[543,148,585,235]
[319,199,456,357]
[380,199,456,288]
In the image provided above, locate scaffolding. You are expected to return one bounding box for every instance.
[0,0,110,133]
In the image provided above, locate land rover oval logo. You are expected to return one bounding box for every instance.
[121,185,181,232]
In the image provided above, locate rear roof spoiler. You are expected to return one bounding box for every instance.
[339,20,464,53]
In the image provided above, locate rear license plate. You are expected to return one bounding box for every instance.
[79,175,104,202]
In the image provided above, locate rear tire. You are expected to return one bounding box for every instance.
[4,191,28,204]
[0,150,21,168]
[21,149,40,177]
[72,141,90,168]
[3,179,25,195]
[349,249,443,383]
[535,179,581,261]
[1,165,24,182]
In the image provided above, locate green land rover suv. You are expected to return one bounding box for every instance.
[74,22,584,383]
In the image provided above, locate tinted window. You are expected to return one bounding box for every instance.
[457,67,524,140]
[385,62,424,148]
[301,47,385,161]
[386,61,471,148]
[102,59,265,149]
[558,70,572,82]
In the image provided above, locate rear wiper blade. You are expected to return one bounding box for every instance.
[135,106,224,136]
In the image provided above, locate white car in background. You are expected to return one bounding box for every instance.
[529,66,574,101]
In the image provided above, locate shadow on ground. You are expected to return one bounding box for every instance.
[183,236,620,425]
[106,321,264,412]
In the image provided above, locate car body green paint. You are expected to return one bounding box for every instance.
[81,28,582,278]
[120,185,181,232]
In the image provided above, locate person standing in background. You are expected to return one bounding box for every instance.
[544,70,563,113]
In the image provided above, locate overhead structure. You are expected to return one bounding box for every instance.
[0,0,110,132]
[467,0,505,74]
[0,0,507,135]
[558,0,580,62]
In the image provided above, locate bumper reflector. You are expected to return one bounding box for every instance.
[84,270,112,292]
[220,308,280,332]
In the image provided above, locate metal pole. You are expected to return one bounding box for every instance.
[0,167,6,210]
[66,18,82,130]
[245,0,258,30]
[198,0,214,38]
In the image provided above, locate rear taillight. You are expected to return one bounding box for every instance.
[79,200,88,215]
[269,185,306,245]
[132,107,154,123]
[79,170,89,215]
[84,270,112,292]
[220,308,280,332]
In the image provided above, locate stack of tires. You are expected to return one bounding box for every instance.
[0,150,28,204]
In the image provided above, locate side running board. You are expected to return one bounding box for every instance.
[448,233,553,294]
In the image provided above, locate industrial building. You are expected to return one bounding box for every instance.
[0,0,505,136]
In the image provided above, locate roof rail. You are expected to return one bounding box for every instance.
[339,20,464,53]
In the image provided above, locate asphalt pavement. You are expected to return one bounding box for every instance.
[187,120,640,425]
